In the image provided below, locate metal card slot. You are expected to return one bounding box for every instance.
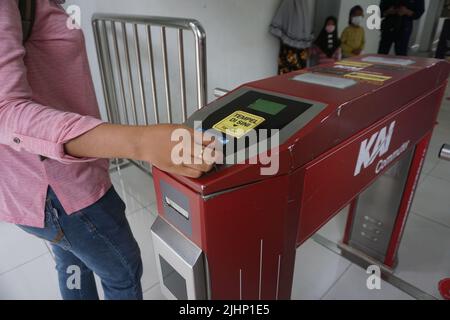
[165,196,189,220]
[151,217,207,300]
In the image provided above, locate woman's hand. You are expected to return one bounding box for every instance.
[135,124,217,178]
[65,123,218,178]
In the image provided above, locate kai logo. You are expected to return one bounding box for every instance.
[354,121,396,176]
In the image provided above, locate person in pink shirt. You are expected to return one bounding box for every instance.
[0,0,213,300]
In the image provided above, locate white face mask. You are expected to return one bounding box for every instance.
[352,16,364,26]
[326,25,336,33]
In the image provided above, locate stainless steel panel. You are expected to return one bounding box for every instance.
[349,149,415,262]
[160,180,192,237]
[151,217,207,300]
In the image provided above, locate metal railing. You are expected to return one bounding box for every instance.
[92,14,207,173]
[440,144,450,161]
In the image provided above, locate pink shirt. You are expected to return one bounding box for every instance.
[0,0,112,227]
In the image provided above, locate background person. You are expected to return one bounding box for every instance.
[378,0,425,56]
[341,5,366,58]
[270,0,314,74]
[310,16,342,65]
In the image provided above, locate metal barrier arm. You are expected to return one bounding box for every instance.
[440,144,450,161]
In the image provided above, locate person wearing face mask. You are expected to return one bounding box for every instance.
[310,16,342,65]
[341,5,366,58]
[378,0,425,56]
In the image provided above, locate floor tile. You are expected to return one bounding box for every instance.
[316,208,349,245]
[437,107,450,129]
[429,158,450,184]
[148,202,159,217]
[111,166,157,208]
[322,264,413,300]
[418,171,429,187]
[127,208,159,292]
[423,126,450,175]
[411,175,450,227]
[395,213,450,299]
[111,175,146,215]
[291,239,351,300]
[143,283,167,300]
[0,254,61,300]
[0,222,49,275]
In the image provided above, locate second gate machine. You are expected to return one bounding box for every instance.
[150,55,449,300]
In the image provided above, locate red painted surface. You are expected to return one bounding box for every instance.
[297,85,445,246]
[152,55,449,299]
[383,132,432,268]
[439,279,450,300]
[172,55,449,196]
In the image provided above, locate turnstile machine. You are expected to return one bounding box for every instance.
[150,55,449,300]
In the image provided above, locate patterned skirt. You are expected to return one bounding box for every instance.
[278,42,308,75]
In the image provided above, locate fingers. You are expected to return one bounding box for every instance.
[184,146,216,172]
[194,129,217,147]
[184,160,214,173]
[171,165,203,179]
[165,125,221,178]
[187,138,219,166]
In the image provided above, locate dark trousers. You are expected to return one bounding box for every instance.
[436,19,450,59]
[378,24,413,56]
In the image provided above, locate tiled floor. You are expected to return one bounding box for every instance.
[1,87,450,300]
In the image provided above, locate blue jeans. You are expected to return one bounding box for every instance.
[17,187,143,300]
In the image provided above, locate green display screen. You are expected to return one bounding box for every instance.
[248,99,287,116]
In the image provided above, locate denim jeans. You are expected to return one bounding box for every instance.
[17,187,143,300]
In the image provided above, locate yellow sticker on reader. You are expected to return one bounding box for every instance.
[213,110,265,139]
[344,72,392,84]
[335,61,372,68]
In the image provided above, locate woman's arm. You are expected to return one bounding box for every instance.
[65,123,214,178]
[0,0,212,178]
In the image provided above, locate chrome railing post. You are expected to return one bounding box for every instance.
[440,144,450,161]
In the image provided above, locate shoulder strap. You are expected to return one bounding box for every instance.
[18,0,36,43]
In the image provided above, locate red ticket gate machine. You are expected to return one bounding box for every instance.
[150,55,449,300]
